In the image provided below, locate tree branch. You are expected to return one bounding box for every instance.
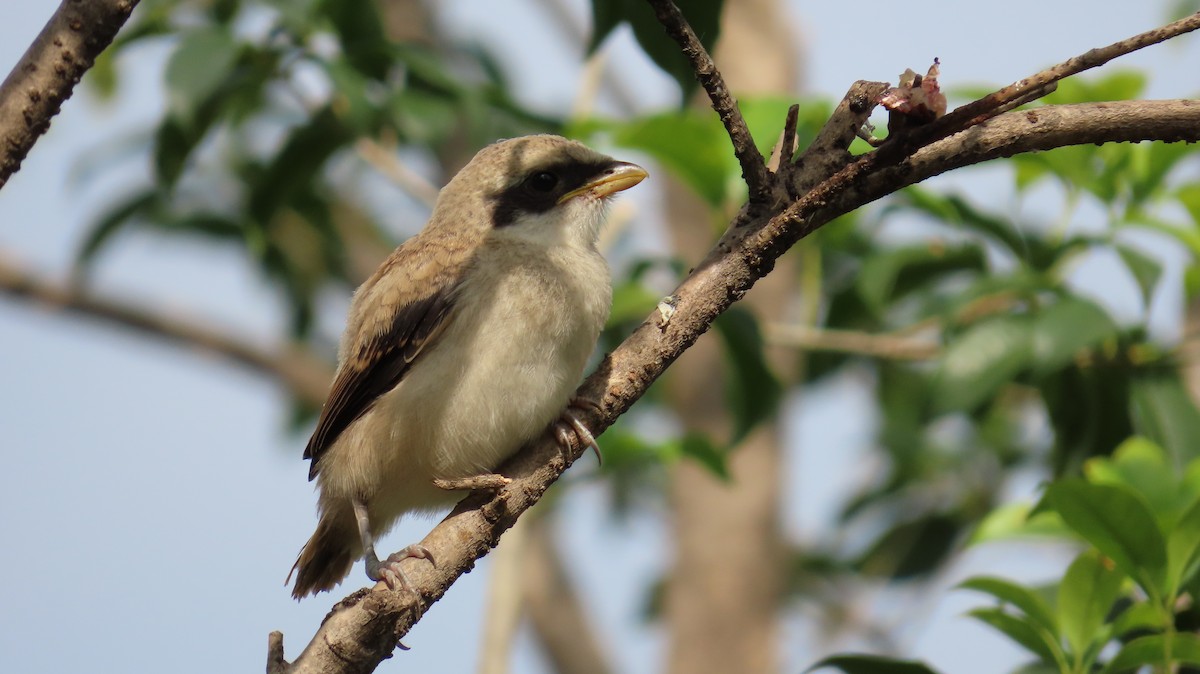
[276,87,1200,674]
[0,254,331,405]
[643,0,773,206]
[0,0,140,190]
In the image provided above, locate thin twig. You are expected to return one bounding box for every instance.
[355,137,439,209]
[0,254,331,405]
[877,12,1200,161]
[764,323,939,361]
[643,0,773,205]
[0,0,140,190]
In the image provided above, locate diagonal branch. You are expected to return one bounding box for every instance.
[644,0,773,206]
[0,254,331,405]
[276,89,1200,672]
[0,0,140,190]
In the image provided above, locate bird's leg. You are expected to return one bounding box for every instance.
[554,396,602,464]
[433,474,512,491]
[352,498,436,593]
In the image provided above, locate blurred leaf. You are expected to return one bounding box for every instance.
[323,59,383,132]
[1058,549,1124,662]
[1112,600,1167,637]
[1044,70,1147,105]
[1030,295,1118,376]
[933,316,1033,413]
[968,607,1063,665]
[892,188,1028,261]
[317,0,390,80]
[1113,243,1162,306]
[608,280,662,329]
[1130,370,1200,465]
[589,0,724,100]
[1180,182,1200,227]
[856,513,960,579]
[1084,438,1185,527]
[1168,496,1200,596]
[680,432,730,481]
[248,107,353,225]
[740,97,832,161]
[713,307,782,443]
[1040,365,1134,476]
[1101,633,1200,674]
[970,503,1071,544]
[856,242,986,316]
[1127,142,1196,206]
[1171,0,1200,18]
[164,27,238,123]
[576,111,732,206]
[807,654,942,674]
[75,190,161,267]
[959,576,1058,637]
[88,48,119,100]
[1045,479,1166,596]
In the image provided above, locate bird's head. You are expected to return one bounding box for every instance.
[430,135,647,251]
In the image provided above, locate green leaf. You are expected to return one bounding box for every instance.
[712,307,782,443]
[1045,479,1167,596]
[1113,243,1162,306]
[892,188,1027,259]
[1130,370,1200,465]
[968,607,1063,665]
[75,189,161,267]
[607,280,663,329]
[969,503,1070,544]
[1058,549,1125,663]
[1039,365,1135,476]
[1167,496,1200,595]
[1029,296,1118,376]
[589,0,724,100]
[578,111,733,206]
[1045,70,1147,105]
[958,576,1058,637]
[680,433,730,481]
[317,0,390,80]
[855,243,987,316]
[933,316,1033,413]
[856,514,960,580]
[1111,601,1167,637]
[1084,437,1183,527]
[807,654,942,674]
[1179,182,1200,228]
[1101,633,1200,674]
[164,27,238,123]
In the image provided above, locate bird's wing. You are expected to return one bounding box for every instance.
[303,239,470,480]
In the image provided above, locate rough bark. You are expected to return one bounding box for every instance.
[0,0,139,189]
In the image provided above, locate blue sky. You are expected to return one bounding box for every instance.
[1,1,1197,673]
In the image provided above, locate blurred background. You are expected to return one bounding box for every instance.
[2,1,1200,672]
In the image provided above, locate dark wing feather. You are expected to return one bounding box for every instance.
[303,274,460,480]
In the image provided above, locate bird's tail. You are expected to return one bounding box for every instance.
[288,509,358,599]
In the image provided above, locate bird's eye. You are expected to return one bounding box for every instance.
[525,171,558,193]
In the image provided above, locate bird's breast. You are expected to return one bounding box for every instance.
[379,244,611,480]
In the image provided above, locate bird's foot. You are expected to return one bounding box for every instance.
[554,397,602,464]
[365,544,437,593]
[433,473,511,492]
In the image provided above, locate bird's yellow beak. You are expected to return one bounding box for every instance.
[557,162,648,204]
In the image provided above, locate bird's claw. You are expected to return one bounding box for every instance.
[555,397,602,464]
[367,544,436,593]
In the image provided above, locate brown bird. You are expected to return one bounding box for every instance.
[289,135,647,598]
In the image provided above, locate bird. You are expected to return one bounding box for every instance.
[288,134,647,598]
